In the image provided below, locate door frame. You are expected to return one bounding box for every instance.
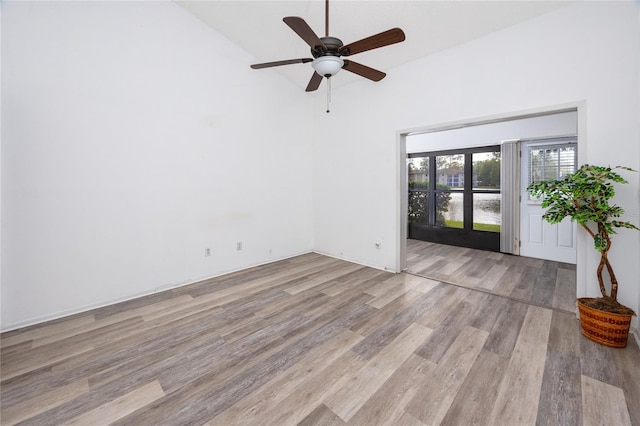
[396,102,587,297]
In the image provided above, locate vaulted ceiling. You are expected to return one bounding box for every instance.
[177,1,571,91]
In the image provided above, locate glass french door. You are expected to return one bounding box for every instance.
[408,146,501,251]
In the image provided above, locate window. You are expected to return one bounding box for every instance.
[472,152,501,232]
[407,157,429,225]
[436,154,464,228]
[528,143,576,199]
[528,144,576,186]
[408,146,501,251]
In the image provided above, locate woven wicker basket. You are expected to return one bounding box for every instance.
[577,298,632,348]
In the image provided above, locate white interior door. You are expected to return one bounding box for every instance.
[519,139,577,264]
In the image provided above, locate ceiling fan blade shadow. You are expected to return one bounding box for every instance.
[251,58,313,69]
[283,17,327,52]
[342,60,386,81]
[339,28,405,56]
[305,72,323,92]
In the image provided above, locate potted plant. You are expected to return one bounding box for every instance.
[527,164,639,348]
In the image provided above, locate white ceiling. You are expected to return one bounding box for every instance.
[176,0,572,91]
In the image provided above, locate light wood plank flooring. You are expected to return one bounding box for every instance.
[1,250,638,425]
[406,239,578,313]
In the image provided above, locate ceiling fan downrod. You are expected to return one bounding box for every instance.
[325,0,329,37]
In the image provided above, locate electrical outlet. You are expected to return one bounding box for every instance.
[236,241,242,251]
[205,248,211,257]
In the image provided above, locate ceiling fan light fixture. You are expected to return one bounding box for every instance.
[312,56,344,77]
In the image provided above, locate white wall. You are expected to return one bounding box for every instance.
[406,111,577,153]
[0,3,3,327]
[313,2,640,324]
[637,3,640,334]
[1,1,314,330]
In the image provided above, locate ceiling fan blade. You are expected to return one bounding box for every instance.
[342,60,386,82]
[251,58,313,69]
[305,72,323,92]
[283,17,327,52]
[339,28,405,56]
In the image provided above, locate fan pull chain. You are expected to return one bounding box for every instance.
[326,77,331,113]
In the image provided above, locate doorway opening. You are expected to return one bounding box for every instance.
[397,105,583,304]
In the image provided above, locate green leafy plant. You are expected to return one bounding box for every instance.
[526,164,639,314]
[408,182,452,225]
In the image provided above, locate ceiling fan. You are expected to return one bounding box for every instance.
[250,0,406,97]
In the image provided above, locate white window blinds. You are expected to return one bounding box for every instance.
[528,144,577,187]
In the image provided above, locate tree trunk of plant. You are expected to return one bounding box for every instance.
[596,251,608,298]
[596,230,618,301]
[607,257,618,301]
[583,222,609,298]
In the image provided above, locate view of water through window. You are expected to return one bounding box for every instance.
[442,193,501,228]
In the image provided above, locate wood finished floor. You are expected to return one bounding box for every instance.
[1,247,638,425]
[405,239,578,313]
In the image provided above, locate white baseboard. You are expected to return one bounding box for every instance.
[311,249,395,273]
[1,250,313,333]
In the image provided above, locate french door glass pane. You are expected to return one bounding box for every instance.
[473,193,501,232]
[408,157,429,188]
[408,190,429,225]
[436,154,465,189]
[437,192,463,228]
[472,152,500,190]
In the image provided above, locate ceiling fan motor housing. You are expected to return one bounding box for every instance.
[312,36,344,58]
[311,36,345,77]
